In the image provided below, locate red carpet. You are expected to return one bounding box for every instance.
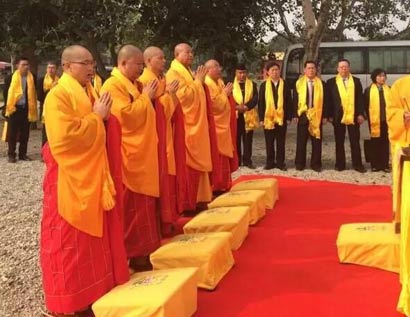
[196,175,402,317]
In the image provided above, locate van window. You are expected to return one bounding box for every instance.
[343,50,365,73]
[369,47,408,73]
[319,48,339,74]
[286,48,304,76]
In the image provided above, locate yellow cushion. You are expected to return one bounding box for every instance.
[92,268,198,317]
[150,232,234,290]
[336,222,399,273]
[183,206,249,250]
[208,190,266,225]
[231,178,278,209]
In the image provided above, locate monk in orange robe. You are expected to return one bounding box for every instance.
[166,43,213,210]
[139,46,187,236]
[40,45,129,316]
[100,45,160,267]
[204,59,236,192]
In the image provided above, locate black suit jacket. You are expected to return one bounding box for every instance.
[258,79,293,123]
[293,79,326,125]
[235,81,258,109]
[325,76,364,124]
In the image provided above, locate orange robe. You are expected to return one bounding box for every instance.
[40,73,128,313]
[139,68,187,236]
[205,76,235,191]
[101,67,160,258]
[166,60,212,209]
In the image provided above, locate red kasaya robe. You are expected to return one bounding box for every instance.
[40,115,129,314]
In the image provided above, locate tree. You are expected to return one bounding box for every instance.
[262,0,410,61]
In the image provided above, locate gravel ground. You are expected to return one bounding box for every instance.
[0,119,392,317]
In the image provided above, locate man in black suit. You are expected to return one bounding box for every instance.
[325,58,366,172]
[294,60,326,172]
[3,57,37,163]
[232,63,258,169]
[258,61,293,171]
[37,61,59,146]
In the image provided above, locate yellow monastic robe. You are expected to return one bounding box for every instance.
[139,68,177,175]
[101,67,159,197]
[387,76,410,316]
[166,60,212,202]
[44,72,115,237]
[204,75,233,158]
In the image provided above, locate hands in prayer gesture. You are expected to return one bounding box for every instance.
[194,65,207,83]
[166,79,179,95]
[143,79,159,99]
[224,82,233,96]
[94,92,112,120]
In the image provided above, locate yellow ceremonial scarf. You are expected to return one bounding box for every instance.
[205,75,234,158]
[296,76,324,139]
[233,77,258,131]
[264,78,284,130]
[93,74,103,94]
[44,73,116,237]
[43,73,59,92]
[6,70,37,122]
[369,83,391,138]
[336,74,355,125]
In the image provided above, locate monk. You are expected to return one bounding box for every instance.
[100,45,160,268]
[40,45,129,317]
[387,75,410,316]
[139,46,186,236]
[204,59,235,192]
[166,43,213,210]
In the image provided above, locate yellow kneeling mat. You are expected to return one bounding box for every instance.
[150,232,234,290]
[92,268,198,317]
[231,178,278,209]
[336,222,400,273]
[208,190,266,225]
[183,206,249,250]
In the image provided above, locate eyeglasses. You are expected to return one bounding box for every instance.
[68,60,96,66]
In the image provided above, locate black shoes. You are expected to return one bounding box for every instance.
[312,166,322,172]
[19,155,32,161]
[276,164,287,171]
[264,164,275,170]
[8,157,16,163]
[354,166,367,173]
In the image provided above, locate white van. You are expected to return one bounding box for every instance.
[282,41,410,89]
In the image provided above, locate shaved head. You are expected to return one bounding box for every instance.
[205,59,218,69]
[205,59,222,80]
[117,44,145,81]
[174,43,194,67]
[117,44,143,64]
[144,46,163,62]
[61,45,90,65]
[61,45,94,86]
[143,46,166,76]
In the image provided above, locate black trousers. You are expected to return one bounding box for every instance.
[237,115,254,165]
[333,122,363,169]
[370,121,389,170]
[7,108,30,158]
[295,122,322,169]
[264,124,287,167]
